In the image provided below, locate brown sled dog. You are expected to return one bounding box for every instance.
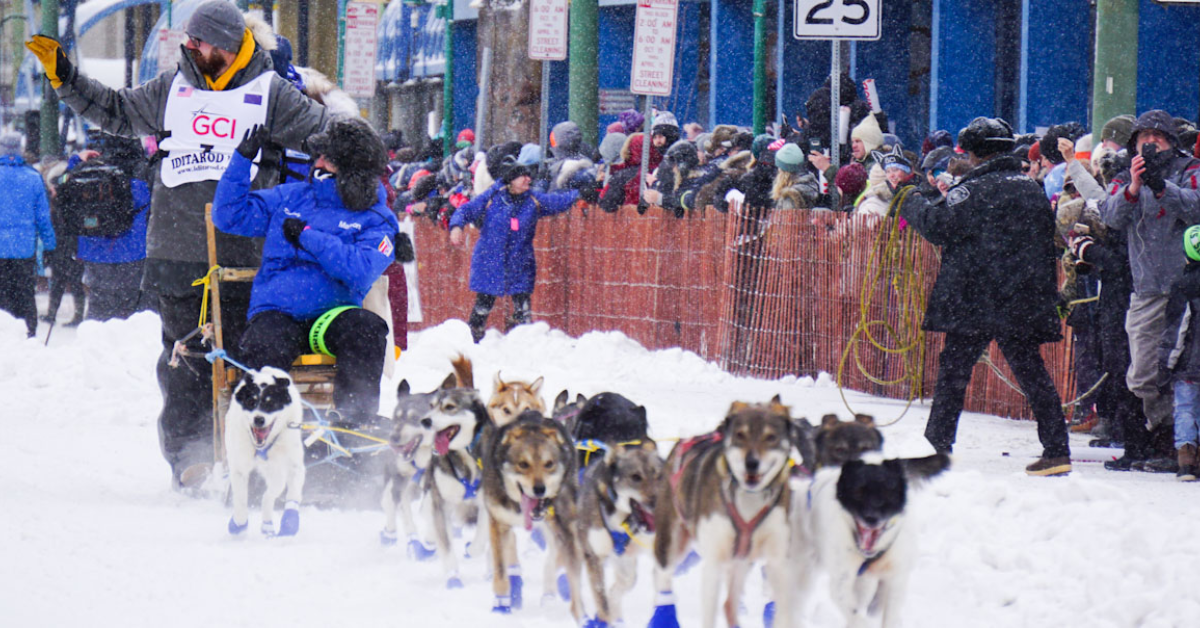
[651,396,814,628]
[482,411,582,620]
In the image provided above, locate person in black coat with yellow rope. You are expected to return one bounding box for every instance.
[893,117,1072,476]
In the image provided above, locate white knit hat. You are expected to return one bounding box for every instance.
[851,113,884,154]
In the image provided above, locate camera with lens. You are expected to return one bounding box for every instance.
[1140,143,1171,194]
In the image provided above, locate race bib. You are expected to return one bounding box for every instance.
[159,71,272,188]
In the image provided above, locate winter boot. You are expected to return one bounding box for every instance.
[1176,444,1198,481]
[1025,456,1071,476]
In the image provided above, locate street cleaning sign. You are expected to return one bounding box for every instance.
[794,0,882,40]
[630,0,679,96]
[529,0,569,61]
[343,2,381,98]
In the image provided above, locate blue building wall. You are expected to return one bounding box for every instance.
[932,0,998,139]
[1137,0,1200,120]
[1024,0,1091,132]
[711,0,754,127]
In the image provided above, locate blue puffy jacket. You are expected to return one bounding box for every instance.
[449,181,577,295]
[76,178,150,264]
[212,153,399,320]
[0,154,55,258]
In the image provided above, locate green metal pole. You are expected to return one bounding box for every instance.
[41,0,60,159]
[568,0,598,147]
[1091,0,1138,140]
[336,1,346,87]
[751,0,766,135]
[442,2,453,157]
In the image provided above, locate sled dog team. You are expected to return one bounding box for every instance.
[225,357,950,628]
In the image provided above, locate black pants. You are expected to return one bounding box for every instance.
[0,257,37,337]
[239,308,388,422]
[926,332,1070,459]
[46,243,86,321]
[468,292,531,343]
[156,290,249,482]
[84,261,149,321]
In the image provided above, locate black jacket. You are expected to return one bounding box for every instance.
[1160,263,1200,381]
[897,154,1061,342]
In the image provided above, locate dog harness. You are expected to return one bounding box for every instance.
[447,452,482,500]
[600,483,654,556]
[719,477,785,560]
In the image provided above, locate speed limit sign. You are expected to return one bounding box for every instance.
[794,0,881,40]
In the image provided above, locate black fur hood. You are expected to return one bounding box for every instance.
[307,117,388,211]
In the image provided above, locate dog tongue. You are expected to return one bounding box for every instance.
[434,431,451,456]
[856,521,882,554]
[521,494,539,531]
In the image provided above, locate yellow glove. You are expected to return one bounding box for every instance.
[25,35,73,89]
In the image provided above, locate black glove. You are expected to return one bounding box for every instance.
[237,124,270,159]
[394,232,415,263]
[282,218,307,247]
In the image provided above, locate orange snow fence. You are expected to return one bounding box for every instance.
[410,203,1079,421]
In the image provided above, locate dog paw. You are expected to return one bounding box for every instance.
[508,574,524,610]
[228,517,248,535]
[648,604,680,628]
[407,537,437,561]
[556,572,570,602]
[446,576,464,590]
[277,508,299,537]
[261,521,276,537]
[674,550,701,576]
[762,601,775,628]
[583,617,609,628]
[492,596,513,614]
[529,526,546,551]
[380,529,398,546]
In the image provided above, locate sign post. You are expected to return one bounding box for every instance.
[794,0,881,170]
[529,0,569,174]
[630,0,679,198]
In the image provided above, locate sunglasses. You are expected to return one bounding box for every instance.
[187,35,204,46]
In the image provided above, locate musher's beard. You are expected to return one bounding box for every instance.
[190,47,228,78]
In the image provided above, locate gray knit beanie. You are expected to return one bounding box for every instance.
[186,0,246,53]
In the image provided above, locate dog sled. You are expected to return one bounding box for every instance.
[169,206,394,505]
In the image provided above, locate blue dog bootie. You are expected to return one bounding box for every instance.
[649,592,680,628]
[508,566,524,610]
[492,595,513,614]
[228,517,248,535]
[380,529,398,546]
[446,570,464,590]
[277,502,300,537]
[583,617,609,628]
[674,550,701,576]
[557,570,571,601]
[762,601,776,628]
[407,536,437,561]
[529,526,547,551]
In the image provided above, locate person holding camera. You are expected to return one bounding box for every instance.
[1100,110,1200,472]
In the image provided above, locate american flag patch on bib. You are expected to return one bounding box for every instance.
[378,236,394,257]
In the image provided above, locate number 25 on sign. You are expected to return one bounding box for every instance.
[793,0,881,41]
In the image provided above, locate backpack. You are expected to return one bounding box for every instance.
[55,161,136,237]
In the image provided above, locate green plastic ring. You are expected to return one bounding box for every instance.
[1186,225,1200,263]
[308,306,358,356]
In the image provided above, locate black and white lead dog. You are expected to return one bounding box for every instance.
[791,452,950,628]
[225,367,306,537]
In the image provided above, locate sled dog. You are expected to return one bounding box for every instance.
[423,364,491,587]
[482,411,582,620]
[225,367,306,537]
[651,396,814,628]
[380,374,455,546]
[813,413,884,469]
[792,453,950,628]
[559,391,651,470]
[578,439,663,626]
[488,372,546,427]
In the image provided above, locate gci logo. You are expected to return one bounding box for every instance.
[192,114,237,138]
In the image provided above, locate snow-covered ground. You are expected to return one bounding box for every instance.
[2,307,1199,628]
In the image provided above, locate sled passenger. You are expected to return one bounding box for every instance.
[213,118,397,423]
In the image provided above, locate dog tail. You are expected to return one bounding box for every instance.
[451,354,474,389]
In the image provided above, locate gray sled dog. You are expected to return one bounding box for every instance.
[380,374,455,547]
[225,367,305,537]
[578,439,663,626]
[650,396,814,628]
[791,453,950,628]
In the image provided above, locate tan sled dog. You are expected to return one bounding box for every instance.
[650,396,813,628]
[482,412,582,620]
